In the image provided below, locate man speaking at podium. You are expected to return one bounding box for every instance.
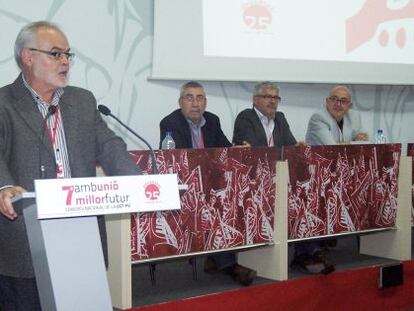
[0,21,141,310]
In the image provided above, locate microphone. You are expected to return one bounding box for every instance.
[39,105,58,179]
[47,105,57,117]
[98,104,158,174]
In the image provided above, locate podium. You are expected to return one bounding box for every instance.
[12,174,180,310]
[14,193,112,311]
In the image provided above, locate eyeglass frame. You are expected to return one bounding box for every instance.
[328,96,352,106]
[28,48,75,61]
[181,94,206,103]
[255,94,281,102]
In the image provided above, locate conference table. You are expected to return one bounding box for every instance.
[284,143,402,239]
[106,144,412,309]
[129,146,277,261]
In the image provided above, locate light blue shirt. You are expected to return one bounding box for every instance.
[186,116,206,149]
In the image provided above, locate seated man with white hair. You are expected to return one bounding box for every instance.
[291,85,368,274]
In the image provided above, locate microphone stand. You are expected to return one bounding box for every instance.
[98,105,158,174]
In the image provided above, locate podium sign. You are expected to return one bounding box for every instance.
[34,174,180,219]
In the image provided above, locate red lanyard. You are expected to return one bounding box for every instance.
[268,135,274,147]
[47,106,60,146]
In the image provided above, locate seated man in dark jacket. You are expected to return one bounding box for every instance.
[233,81,297,148]
[159,81,257,286]
[233,82,333,274]
[159,82,231,149]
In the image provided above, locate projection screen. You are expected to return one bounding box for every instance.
[152,0,414,85]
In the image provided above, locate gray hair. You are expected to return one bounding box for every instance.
[14,21,63,69]
[179,81,205,98]
[253,81,280,96]
[329,85,352,100]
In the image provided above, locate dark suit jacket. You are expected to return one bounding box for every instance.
[159,109,232,149]
[0,74,141,277]
[232,108,297,148]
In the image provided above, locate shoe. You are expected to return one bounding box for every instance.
[290,252,335,275]
[312,251,335,275]
[204,256,218,274]
[229,264,257,286]
[290,253,323,274]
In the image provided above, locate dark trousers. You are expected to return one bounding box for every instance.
[209,252,237,270]
[294,240,321,256]
[0,275,41,311]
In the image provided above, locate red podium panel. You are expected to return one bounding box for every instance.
[283,144,401,239]
[407,143,414,225]
[129,147,277,261]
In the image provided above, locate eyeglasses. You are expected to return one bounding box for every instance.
[256,94,281,102]
[329,96,351,105]
[29,48,75,61]
[182,94,206,103]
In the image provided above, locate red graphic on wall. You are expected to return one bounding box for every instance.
[242,2,272,30]
[346,0,414,52]
[284,144,401,239]
[129,147,277,261]
[407,143,414,224]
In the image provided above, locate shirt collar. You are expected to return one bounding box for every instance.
[254,106,273,123]
[22,73,64,107]
[186,115,206,129]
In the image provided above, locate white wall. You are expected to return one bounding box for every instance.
[1,0,413,150]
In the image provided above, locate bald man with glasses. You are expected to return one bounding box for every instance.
[291,85,368,275]
[306,85,368,145]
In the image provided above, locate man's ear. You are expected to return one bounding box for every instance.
[252,95,257,105]
[20,48,32,67]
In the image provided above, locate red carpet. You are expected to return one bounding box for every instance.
[128,260,414,311]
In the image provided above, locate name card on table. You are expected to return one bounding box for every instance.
[34,174,180,219]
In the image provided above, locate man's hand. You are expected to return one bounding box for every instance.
[232,141,251,148]
[353,133,369,141]
[0,186,26,220]
[295,141,307,146]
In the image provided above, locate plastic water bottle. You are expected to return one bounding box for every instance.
[161,131,176,149]
[374,128,387,144]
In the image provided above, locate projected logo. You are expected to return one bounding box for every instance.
[242,1,273,31]
[346,0,414,52]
